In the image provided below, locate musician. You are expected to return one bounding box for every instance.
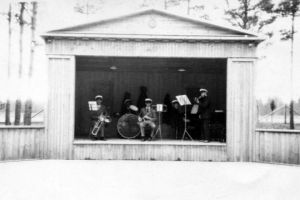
[138,98,157,141]
[121,98,132,115]
[89,95,108,140]
[194,88,211,142]
[170,100,184,139]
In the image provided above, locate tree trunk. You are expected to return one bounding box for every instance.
[24,2,37,125]
[5,3,12,125]
[289,13,295,129]
[15,2,25,125]
[5,100,11,125]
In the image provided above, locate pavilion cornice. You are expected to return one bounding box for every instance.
[41,33,264,44]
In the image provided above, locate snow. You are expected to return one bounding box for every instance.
[0,160,300,200]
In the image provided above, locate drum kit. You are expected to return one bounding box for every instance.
[117,104,166,139]
[117,105,140,139]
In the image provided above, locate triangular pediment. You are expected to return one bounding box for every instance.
[46,9,262,40]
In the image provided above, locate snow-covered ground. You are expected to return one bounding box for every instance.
[0,160,300,200]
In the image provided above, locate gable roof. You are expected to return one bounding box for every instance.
[42,8,265,42]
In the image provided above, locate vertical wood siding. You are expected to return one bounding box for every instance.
[0,127,45,160]
[227,59,255,161]
[73,142,227,161]
[253,130,300,164]
[46,56,75,159]
[46,40,256,58]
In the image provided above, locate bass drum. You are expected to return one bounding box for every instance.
[117,114,140,139]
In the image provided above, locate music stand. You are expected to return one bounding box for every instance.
[152,104,165,140]
[176,95,193,141]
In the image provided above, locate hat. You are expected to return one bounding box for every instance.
[124,99,132,104]
[95,95,103,100]
[145,98,152,103]
[199,88,208,93]
[171,100,179,104]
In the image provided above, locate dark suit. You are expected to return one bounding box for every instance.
[170,106,183,139]
[197,97,211,141]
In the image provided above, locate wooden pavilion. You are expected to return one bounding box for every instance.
[39,9,263,161]
[3,9,287,162]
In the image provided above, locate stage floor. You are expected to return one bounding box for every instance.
[73,138,226,146]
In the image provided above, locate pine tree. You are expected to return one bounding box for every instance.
[225,0,276,31]
[274,0,300,129]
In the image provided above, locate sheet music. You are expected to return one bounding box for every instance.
[176,95,191,106]
[88,101,98,111]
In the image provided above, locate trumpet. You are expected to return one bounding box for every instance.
[91,114,111,136]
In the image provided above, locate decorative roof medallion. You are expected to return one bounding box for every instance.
[148,17,157,28]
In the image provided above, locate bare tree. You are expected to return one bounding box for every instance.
[14,2,26,125]
[24,2,37,125]
[74,0,103,15]
[4,4,12,125]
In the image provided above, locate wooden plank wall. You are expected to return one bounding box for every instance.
[252,129,300,164]
[73,142,227,161]
[76,70,226,112]
[46,56,75,159]
[46,40,256,58]
[0,127,45,160]
[227,59,255,161]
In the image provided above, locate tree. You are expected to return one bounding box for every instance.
[274,0,300,129]
[5,3,12,125]
[74,0,103,15]
[225,0,276,31]
[24,2,37,125]
[14,2,26,125]
[270,99,276,123]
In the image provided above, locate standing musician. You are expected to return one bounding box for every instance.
[170,99,184,139]
[194,88,211,142]
[138,98,157,141]
[89,95,108,140]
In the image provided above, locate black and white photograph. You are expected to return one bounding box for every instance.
[0,0,300,199]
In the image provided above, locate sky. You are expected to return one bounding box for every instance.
[0,0,299,104]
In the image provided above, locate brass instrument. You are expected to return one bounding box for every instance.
[91,114,111,136]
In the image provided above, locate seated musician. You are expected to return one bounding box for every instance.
[138,98,157,141]
[120,98,132,115]
[170,100,184,139]
[89,95,108,141]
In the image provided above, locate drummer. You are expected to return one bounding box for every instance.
[121,98,132,115]
[138,98,157,141]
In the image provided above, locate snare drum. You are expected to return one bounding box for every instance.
[117,114,140,139]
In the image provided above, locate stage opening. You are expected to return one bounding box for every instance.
[75,56,226,142]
